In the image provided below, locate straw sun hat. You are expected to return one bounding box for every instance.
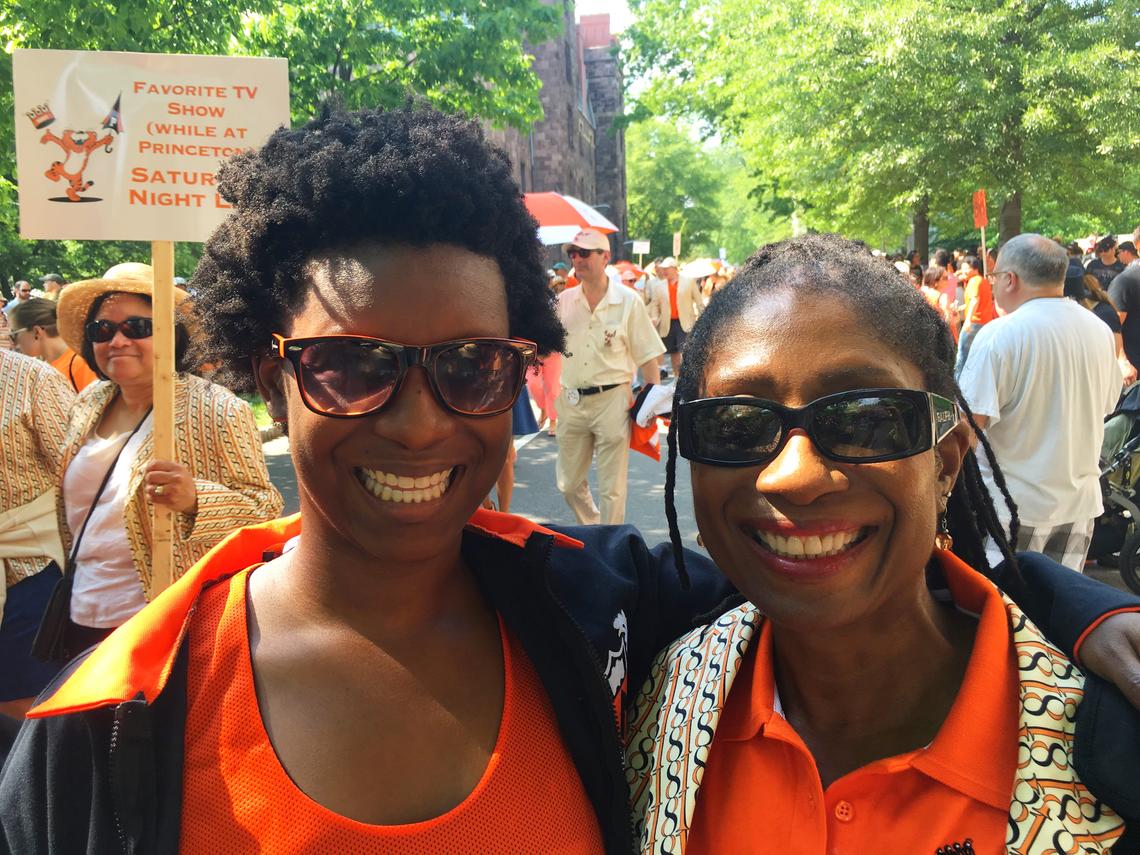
[57,263,190,353]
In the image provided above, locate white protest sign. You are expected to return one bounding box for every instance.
[13,49,289,242]
[632,239,651,255]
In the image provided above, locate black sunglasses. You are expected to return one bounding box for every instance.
[566,247,603,258]
[678,388,962,467]
[85,316,154,343]
[271,334,538,419]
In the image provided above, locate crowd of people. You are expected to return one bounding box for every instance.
[0,263,282,720]
[1,103,1140,853]
[879,231,1140,575]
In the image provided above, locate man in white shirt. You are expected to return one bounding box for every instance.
[959,234,1122,570]
[557,229,665,524]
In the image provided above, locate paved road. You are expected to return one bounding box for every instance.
[263,432,1128,592]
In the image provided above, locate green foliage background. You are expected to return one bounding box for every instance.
[626,120,789,262]
[623,0,1140,254]
[0,0,560,291]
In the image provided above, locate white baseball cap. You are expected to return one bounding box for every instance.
[563,229,611,252]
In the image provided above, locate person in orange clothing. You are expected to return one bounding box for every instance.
[8,298,98,392]
[954,254,996,375]
[628,235,1138,853]
[1,104,619,854]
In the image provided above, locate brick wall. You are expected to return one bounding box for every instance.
[479,3,627,259]
[585,39,626,250]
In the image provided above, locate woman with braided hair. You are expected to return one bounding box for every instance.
[628,234,1140,853]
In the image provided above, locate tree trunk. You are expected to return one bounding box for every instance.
[999,192,1022,247]
[913,198,930,264]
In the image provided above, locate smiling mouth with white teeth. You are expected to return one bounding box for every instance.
[354,466,456,504]
[752,528,869,559]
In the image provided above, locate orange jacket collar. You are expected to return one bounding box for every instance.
[29,510,582,719]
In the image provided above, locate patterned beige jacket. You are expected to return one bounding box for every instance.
[57,374,283,600]
[1,350,75,587]
[626,576,1126,854]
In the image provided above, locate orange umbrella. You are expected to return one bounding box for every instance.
[524,192,619,245]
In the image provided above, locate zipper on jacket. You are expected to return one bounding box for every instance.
[537,537,637,851]
[108,705,130,855]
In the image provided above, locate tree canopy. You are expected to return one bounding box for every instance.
[626,119,790,263]
[625,0,1140,249]
[0,0,560,288]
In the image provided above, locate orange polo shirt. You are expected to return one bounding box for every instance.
[687,553,1019,855]
[668,280,680,320]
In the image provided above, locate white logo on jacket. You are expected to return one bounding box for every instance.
[605,610,628,696]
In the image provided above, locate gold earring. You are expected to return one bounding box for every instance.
[933,508,953,551]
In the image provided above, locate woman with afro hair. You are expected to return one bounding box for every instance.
[4,107,1140,854]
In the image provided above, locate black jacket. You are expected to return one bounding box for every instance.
[2,517,1139,854]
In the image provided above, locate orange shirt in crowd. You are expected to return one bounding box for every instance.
[685,553,1019,855]
[180,568,603,854]
[50,348,98,392]
[964,274,996,327]
[668,281,680,320]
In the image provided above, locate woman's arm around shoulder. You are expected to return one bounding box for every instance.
[995,552,1140,709]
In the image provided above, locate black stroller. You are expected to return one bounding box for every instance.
[1088,383,1140,593]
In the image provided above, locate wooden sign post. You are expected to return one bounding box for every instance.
[150,240,176,591]
[14,48,289,597]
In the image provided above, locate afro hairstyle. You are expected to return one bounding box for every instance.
[191,102,563,392]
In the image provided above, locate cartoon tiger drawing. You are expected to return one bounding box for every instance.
[41,129,114,202]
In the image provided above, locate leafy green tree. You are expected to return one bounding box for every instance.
[626,0,1140,248]
[626,119,724,260]
[626,117,792,265]
[239,0,558,125]
[705,145,792,263]
[0,0,559,288]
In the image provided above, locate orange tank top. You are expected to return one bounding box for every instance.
[180,568,603,854]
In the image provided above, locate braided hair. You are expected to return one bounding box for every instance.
[191,101,563,392]
[666,233,1020,587]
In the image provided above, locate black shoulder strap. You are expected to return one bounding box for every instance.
[65,407,152,575]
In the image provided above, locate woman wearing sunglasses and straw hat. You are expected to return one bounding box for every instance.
[4,109,1140,854]
[33,263,282,660]
[628,235,1140,853]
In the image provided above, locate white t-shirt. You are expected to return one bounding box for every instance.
[65,413,153,628]
[959,298,1121,527]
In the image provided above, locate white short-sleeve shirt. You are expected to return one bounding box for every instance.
[958,298,1121,527]
[65,413,153,628]
[557,282,666,390]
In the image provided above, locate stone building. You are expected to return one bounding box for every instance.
[483,6,628,257]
